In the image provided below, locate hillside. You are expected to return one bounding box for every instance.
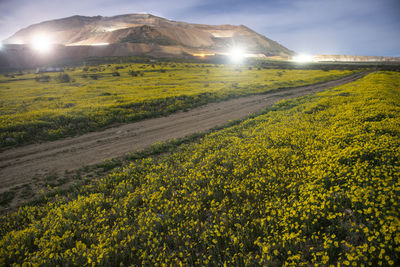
[1,14,293,68]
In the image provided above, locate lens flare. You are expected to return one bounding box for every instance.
[91,42,109,46]
[229,47,246,63]
[292,54,314,63]
[31,34,53,53]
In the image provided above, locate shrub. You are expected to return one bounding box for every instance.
[129,70,139,77]
[35,75,51,82]
[57,73,71,83]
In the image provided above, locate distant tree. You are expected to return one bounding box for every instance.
[112,71,120,77]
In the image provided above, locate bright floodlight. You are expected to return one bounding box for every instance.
[91,42,109,46]
[32,34,53,53]
[229,47,246,63]
[293,54,314,63]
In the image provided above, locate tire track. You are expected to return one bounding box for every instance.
[0,72,368,191]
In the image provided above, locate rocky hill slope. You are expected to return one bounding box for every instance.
[1,14,293,68]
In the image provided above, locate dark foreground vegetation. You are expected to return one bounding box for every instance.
[0,72,399,266]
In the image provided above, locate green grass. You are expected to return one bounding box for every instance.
[0,62,355,147]
[0,71,398,266]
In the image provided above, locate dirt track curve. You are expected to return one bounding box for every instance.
[0,72,367,192]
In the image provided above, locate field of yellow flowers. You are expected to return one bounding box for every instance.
[0,63,353,147]
[1,71,399,266]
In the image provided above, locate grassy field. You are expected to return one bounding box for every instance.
[0,63,355,147]
[0,71,398,265]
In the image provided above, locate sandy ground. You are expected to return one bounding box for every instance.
[0,72,367,193]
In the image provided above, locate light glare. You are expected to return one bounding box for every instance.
[229,47,246,63]
[293,54,314,63]
[32,34,53,53]
[91,42,109,46]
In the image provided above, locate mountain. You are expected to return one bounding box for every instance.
[1,14,294,68]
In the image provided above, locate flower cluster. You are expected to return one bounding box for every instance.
[0,63,353,146]
[1,71,399,266]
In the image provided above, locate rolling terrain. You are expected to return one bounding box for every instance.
[5,13,292,55]
[0,71,398,266]
[0,5,399,267]
[0,71,366,206]
[0,63,354,148]
[1,14,293,68]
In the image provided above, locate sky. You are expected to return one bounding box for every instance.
[0,0,399,56]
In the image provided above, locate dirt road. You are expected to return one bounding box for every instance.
[0,72,367,192]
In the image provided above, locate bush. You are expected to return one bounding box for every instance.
[35,75,51,82]
[57,73,71,83]
[0,190,15,206]
[129,70,138,77]
[130,70,144,77]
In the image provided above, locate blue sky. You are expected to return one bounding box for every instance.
[0,0,399,56]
